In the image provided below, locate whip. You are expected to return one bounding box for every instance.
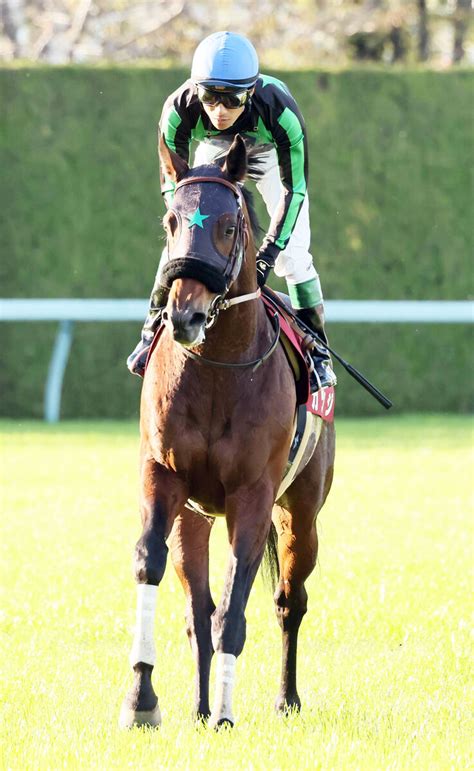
[262,288,393,410]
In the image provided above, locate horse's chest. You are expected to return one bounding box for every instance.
[160,402,253,466]
[146,353,295,513]
[157,396,285,490]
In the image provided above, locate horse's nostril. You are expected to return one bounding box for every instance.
[162,310,169,322]
[190,312,206,327]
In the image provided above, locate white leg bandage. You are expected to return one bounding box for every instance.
[129,584,157,668]
[209,653,236,727]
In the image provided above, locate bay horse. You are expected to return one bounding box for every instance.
[120,134,335,729]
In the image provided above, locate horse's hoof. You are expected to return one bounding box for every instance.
[118,701,162,729]
[193,711,210,727]
[208,714,234,730]
[274,696,301,716]
[213,718,234,730]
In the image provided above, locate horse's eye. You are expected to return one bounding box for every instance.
[225,226,236,238]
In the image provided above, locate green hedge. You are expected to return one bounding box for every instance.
[1,67,472,418]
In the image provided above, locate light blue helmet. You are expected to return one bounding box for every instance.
[191,31,259,90]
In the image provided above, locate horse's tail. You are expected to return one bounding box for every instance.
[261,522,280,591]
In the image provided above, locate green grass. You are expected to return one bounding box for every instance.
[0,415,472,769]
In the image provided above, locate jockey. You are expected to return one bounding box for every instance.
[128,30,336,391]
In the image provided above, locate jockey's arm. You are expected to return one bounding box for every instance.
[256,108,309,284]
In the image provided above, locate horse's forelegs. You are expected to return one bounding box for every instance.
[208,489,274,728]
[119,536,165,729]
[119,461,187,729]
[169,510,215,721]
[272,504,318,714]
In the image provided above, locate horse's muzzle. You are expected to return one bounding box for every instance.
[162,306,207,347]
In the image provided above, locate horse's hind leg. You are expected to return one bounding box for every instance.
[272,500,317,713]
[119,459,188,729]
[169,509,215,721]
[273,425,335,713]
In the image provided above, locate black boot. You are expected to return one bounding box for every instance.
[295,305,337,392]
[127,282,169,377]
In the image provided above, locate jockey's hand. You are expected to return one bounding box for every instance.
[256,251,275,288]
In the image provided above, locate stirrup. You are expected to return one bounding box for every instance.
[127,308,163,377]
[313,362,337,391]
[307,350,337,392]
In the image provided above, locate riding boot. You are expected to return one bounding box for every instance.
[295,305,337,391]
[127,282,169,377]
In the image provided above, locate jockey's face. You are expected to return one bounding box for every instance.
[199,87,255,131]
[201,101,246,131]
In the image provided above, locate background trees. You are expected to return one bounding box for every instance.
[1,0,472,66]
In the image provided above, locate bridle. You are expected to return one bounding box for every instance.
[162,174,280,370]
[165,175,258,324]
[173,175,247,297]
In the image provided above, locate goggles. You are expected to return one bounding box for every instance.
[197,86,250,110]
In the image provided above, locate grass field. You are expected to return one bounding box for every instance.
[0,415,472,770]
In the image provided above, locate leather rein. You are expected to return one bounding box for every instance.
[169,174,280,370]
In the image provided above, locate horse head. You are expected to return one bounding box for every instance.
[158,134,254,347]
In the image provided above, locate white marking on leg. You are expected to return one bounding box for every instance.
[129,583,157,667]
[209,652,236,727]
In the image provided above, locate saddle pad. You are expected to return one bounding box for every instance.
[262,296,335,421]
[261,296,310,406]
[307,386,335,422]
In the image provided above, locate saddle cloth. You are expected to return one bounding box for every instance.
[261,294,335,422]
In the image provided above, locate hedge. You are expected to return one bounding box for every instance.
[1,66,472,418]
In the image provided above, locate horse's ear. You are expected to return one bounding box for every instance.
[158,133,189,183]
[223,134,247,182]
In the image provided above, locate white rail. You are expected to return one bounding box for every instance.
[1,298,472,423]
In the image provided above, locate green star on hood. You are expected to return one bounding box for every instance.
[187,207,210,229]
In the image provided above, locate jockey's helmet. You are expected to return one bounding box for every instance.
[191,31,259,90]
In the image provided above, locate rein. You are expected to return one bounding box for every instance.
[179,310,280,372]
